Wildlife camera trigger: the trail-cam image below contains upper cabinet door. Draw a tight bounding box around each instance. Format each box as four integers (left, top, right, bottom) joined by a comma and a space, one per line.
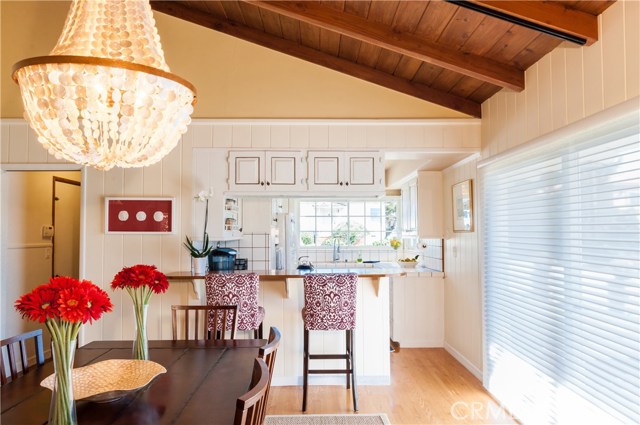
229, 151, 305, 192
229, 152, 265, 191
308, 152, 341, 190
308, 151, 384, 192
265, 151, 305, 191
345, 152, 383, 190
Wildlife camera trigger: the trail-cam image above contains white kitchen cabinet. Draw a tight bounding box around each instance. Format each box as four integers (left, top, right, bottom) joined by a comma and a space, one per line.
391, 276, 444, 347
228, 151, 305, 192
401, 179, 418, 234
402, 171, 443, 238
307, 151, 384, 192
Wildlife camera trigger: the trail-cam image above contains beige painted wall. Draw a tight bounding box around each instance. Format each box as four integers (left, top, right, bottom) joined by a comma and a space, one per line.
1, 170, 79, 340
0, 1, 466, 119
442, 0, 639, 377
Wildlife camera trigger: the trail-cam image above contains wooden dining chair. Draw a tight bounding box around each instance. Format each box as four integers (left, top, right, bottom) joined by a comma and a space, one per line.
258, 326, 281, 416
234, 357, 270, 425
0, 329, 46, 386
171, 305, 238, 341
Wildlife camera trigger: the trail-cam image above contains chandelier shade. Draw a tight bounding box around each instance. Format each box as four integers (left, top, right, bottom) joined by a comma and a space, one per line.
12, 0, 196, 170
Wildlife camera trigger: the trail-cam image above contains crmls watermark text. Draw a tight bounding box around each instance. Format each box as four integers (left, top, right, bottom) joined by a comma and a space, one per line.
450, 401, 511, 421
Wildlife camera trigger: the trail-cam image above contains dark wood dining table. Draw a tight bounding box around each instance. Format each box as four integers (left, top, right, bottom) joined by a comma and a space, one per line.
1, 339, 265, 425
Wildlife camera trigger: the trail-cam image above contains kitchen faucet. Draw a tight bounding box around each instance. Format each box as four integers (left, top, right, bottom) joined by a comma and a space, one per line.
333, 238, 341, 262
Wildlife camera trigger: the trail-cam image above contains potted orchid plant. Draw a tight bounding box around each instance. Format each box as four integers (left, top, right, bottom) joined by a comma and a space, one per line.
184, 189, 214, 274
15, 276, 113, 425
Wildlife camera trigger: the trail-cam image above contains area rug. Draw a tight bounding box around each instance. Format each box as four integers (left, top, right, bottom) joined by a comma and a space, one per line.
265, 413, 391, 425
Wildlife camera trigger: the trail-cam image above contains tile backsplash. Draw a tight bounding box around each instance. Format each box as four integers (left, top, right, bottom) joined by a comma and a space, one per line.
217, 233, 272, 271
217, 235, 443, 272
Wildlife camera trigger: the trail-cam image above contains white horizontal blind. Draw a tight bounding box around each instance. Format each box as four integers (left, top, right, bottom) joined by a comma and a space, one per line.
482, 117, 640, 424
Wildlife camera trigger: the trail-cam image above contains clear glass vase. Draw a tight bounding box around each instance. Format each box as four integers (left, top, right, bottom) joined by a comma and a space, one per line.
49, 339, 77, 425
133, 303, 149, 360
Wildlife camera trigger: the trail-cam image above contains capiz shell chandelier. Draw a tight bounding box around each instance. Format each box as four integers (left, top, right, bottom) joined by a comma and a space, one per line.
12, 0, 197, 170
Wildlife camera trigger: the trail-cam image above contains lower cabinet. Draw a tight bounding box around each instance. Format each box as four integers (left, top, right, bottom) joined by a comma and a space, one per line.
391, 276, 444, 347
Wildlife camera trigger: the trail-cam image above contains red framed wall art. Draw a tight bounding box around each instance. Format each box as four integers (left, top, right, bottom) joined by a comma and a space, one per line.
105, 197, 175, 234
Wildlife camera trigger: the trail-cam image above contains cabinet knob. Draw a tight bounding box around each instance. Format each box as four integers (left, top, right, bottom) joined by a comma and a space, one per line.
261, 181, 265, 186
345, 182, 349, 186
266, 181, 271, 186
340, 181, 343, 186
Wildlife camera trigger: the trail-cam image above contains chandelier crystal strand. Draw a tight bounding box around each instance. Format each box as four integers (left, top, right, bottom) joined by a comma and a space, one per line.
12, 0, 196, 171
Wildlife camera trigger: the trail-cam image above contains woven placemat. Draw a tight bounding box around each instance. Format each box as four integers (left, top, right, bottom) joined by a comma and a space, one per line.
265, 413, 391, 425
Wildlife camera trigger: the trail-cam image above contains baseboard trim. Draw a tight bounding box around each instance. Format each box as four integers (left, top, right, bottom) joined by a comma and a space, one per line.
444, 342, 482, 381
272, 375, 390, 387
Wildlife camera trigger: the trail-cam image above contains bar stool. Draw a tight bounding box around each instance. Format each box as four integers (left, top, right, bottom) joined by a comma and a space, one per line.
302, 273, 358, 412
205, 272, 265, 338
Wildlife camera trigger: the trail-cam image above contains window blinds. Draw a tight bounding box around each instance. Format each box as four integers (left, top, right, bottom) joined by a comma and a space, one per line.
481, 110, 639, 424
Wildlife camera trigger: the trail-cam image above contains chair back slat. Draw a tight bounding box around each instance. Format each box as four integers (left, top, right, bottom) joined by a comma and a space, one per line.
171, 305, 237, 341
0, 329, 46, 386
258, 326, 281, 415
234, 357, 270, 425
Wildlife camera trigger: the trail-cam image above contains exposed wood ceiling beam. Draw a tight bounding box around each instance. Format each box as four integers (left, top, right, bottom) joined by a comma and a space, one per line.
150, 1, 481, 117
454, 0, 600, 46
247, 1, 523, 91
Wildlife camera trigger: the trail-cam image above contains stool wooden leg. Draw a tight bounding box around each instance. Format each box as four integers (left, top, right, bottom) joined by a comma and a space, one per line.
302, 329, 309, 412
350, 329, 358, 412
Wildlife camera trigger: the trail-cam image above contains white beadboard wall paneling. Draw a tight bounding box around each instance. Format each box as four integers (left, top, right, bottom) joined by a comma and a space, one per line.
9, 122, 28, 163
538, 54, 554, 137
442, 157, 483, 373
232, 125, 252, 148
290, 125, 310, 148
550, 49, 568, 132
625, 0, 640, 99
328, 125, 347, 148
602, 4, 626, 109
309, 125, 329, 148
482, 0, 634, 156
213, 124, 233, 148
251, 125, 270, 148
270, 125, 290, 148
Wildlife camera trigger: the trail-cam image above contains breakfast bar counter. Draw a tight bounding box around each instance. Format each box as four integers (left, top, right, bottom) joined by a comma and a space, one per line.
166, 267, 406, 281
166, 270, 396, 387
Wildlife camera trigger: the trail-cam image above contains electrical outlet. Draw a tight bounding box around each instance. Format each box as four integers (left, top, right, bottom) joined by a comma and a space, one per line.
44, 248, 51, 259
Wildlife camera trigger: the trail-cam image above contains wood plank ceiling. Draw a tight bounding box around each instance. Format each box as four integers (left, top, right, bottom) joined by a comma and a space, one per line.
150, 1, 615, 117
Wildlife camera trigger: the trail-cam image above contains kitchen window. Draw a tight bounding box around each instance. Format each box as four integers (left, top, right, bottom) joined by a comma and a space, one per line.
298, 200, 399, 247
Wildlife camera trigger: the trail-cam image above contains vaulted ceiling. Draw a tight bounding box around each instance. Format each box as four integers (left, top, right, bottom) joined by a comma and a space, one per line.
150, 1, 615, 118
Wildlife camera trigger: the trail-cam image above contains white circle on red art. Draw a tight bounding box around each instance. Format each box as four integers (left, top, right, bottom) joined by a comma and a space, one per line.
118, 211, 129, 221
136, 211, 147, 221
153, 211, 164, 222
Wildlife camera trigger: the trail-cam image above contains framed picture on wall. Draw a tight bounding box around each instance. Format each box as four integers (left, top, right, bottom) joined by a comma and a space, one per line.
452, 180, 473, 232
105, 197, 175, 234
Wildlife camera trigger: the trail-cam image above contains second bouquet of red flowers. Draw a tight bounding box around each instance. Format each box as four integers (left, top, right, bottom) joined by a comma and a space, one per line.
111, 264, 169, 360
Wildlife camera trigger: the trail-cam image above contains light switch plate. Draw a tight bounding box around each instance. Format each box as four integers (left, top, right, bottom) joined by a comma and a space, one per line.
42, 225, 54, 238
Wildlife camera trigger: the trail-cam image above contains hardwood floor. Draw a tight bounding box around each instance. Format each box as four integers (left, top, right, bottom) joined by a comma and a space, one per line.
267, 348, 517, 424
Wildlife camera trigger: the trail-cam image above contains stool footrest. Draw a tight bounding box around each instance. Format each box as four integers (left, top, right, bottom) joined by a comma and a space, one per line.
309, 354, 349, 360
309, 369, 353, 375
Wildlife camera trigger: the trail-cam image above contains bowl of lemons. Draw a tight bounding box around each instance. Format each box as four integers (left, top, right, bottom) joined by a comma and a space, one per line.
398, 255, 419, 268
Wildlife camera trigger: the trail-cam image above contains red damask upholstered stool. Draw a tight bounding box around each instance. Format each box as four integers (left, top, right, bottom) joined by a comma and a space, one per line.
205, 273, 265, 338
302, 273, 358, 412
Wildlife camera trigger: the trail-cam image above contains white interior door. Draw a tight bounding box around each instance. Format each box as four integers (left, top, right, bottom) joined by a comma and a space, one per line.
53, 177, 81, 278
